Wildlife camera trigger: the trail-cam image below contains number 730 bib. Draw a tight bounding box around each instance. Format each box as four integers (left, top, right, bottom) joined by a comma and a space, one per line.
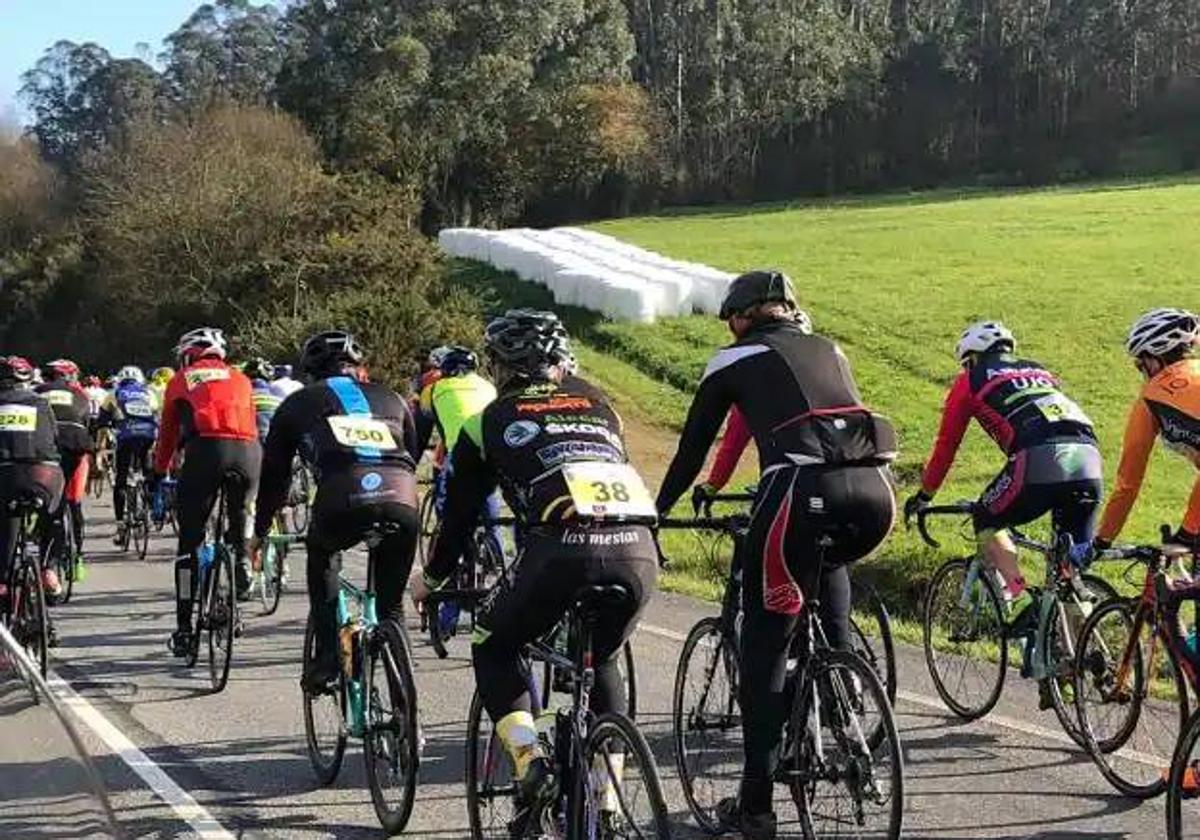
561, 462, 656, 520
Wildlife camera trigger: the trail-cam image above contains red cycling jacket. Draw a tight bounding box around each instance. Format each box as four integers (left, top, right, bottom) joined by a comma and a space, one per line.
154, 358, 257, 474
920, 354, 1095, 495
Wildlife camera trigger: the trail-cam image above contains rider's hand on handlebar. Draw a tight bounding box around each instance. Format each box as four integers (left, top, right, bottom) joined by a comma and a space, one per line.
691, 483, 717, 516
1164, 527, 1200, 552
903, 490, 932, 527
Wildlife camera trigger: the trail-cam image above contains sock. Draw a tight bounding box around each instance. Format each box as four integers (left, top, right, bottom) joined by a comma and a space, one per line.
496, 711, 540, 778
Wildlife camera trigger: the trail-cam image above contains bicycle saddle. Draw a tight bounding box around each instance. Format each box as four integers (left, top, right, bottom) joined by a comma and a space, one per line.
6, 494, 45, 513
572, 584, 634, 614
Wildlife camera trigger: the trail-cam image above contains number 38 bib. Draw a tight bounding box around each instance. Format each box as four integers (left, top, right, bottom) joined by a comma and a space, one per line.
561, 462, 656, 520
327, 415, 399, 450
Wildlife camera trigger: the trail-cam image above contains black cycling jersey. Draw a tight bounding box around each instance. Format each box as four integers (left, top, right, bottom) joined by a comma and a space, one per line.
425, 373, 655, 585
35, 382, 93, 454
0, 387, 60, 464
254, 375, 418, 536
657, 320, 896, 512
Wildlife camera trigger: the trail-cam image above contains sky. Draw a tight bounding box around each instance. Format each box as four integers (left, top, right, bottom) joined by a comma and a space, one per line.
0, 0, 205, 126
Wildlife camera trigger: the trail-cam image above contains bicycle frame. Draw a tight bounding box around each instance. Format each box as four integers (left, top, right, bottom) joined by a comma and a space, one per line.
336, 573, 378, 738
1109, 557, 1200, 702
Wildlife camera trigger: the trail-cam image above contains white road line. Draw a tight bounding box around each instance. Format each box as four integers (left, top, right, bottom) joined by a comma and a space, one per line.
49, 675, 237, 840
638, 621, 1169, 768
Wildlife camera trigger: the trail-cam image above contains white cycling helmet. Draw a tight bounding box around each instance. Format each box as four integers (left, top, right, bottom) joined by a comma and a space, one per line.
1126, 308, 1200, 359
175, 327, 228, 363
427, 345, 453, 369
116, 365, 145, 385
955, 320, 1015, 364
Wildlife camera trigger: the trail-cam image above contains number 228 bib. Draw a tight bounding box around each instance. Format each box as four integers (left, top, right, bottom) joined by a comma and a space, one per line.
561, 462, 656, 520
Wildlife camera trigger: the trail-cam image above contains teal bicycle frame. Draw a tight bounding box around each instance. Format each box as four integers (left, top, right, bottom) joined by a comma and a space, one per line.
337, 565, 379, 738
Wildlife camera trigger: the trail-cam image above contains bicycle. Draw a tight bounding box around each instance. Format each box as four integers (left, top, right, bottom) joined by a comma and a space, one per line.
662, 513, 904, 837
285, 456, 313, 535
427, 515, 512, 659
117, 462, 151, 561
87, 430, 113, 499
302, 520, 420, 835
1072, 530, 1198, 798
151, 475, 178, 536
253, 530, 301, 616
1167, 705, 1200, 839
453, 582, 671, 840
915, 500, 1116, 743
182, 484, 239, 693
44, 498, 82, 605
2, 496, 52, 680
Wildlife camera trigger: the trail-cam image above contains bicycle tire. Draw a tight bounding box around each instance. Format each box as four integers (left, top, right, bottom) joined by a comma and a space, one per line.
136, 511, 150, 561
622, 639, 638, 721
17, 554, 50, 680
465, 688, 519, 840
302, 615, 347, 785
1074, 597, 1189, 799
923, 556, 1008, 720
185, 570, 203, 669
260, 542, 283, 616
1167, 706, 1200, 840
364, 617, 420, 835
417, 491, 437, 568
569, 712, 671, 840
207, 546, 236, 693
850, 580, 897, 706
61, 507, 78, 604
673, 615, 741, 833
789, 648, 904, 840
1044, 573, 1118, 747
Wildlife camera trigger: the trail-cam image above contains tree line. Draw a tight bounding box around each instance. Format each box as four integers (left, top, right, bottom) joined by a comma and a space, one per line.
2, 0, 1198, 372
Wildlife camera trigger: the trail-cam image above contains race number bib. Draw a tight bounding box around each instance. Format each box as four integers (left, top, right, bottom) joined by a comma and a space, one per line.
124, 399, 155, 418
562, 462, 656, 520
0, 404, 37, 433
45, 390, 74, 407
184, 367, 230, 389
1034, 393, 1091, 426
327, 415, 398, 450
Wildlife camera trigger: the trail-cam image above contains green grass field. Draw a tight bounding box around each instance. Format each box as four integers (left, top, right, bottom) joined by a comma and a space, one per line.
453, 177, 1200, 612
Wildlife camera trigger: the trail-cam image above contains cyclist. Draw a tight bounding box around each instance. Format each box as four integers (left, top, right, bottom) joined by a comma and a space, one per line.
249, 331, 419, 690
271, 363, 303, 398
0, 356, 64, 610
1093, 308, 1200, 552
656, 271, 896, 840
412, 310, 658, 820
100, 366, 159, 546
36, 359, 93, 585
82, 375, 106, 426
243, 358, 286, 443
148, 367, 174, 410
410, 346, 447, 462
154, 327, 260, 655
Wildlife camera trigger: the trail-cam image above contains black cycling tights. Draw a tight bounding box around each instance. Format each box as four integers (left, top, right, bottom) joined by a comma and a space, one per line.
737, 464, 894, 816
112, 438, 153, 521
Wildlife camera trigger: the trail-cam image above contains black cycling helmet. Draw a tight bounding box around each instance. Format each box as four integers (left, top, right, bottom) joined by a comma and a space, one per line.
440, 346, 479, 376
300, 330, 365, 378
243, 357, 275, 382
484, 309, 572, 377
718, 270, 798, 320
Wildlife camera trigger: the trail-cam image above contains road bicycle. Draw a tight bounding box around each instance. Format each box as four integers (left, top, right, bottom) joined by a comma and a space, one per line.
44, 499, 83, 606
662, 510, 904, 838
454, 582, 671, 840
1168, 705, 1200, 839
1073, 531, 1198, 798
116, 463, 151, 561
302, 520, 420, 835
1, 497, 52, 681
427, 515, 512, 659
151, 476, 178, 536
285, 456, 313, 535
253, 530, 301, 617
87, 431, 113, 499
182, 483, 239, 693
915, 499, 1116, 744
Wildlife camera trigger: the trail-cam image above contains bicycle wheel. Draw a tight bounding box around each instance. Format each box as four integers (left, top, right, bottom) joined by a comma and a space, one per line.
14, 557, 49, 679
1043, 573, 1118, 747
673, 616, 741, 833
135, 509, 150, 561
60, 508, 78, 604
417, 491, 437, 568
622, 640, 638, 721
1074, 598, 1188, 799
259, 541, 283, 616
1167, 707, 1200, 840
790, 649, 904, 840
302, 615, 347, 785
569, 712, 670, 840
465, 689, 520, 840
290, 466, 312, 534
207, 547, 236, 693
185, 572, 203, 669
364, 618, 420, 835
923, 557, 1008, 720
850, 580, 897, 706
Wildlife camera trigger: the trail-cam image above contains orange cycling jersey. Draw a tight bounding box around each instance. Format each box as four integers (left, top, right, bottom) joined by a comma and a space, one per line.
1098, 358, 1200, 541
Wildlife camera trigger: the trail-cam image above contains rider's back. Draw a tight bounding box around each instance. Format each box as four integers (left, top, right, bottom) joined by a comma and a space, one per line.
0, 388, 59, 464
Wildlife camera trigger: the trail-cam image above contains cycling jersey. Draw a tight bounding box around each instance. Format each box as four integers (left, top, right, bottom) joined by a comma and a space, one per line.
921, 353, 1096, 495
101, 382, 159, 443
249, 378, 286, 443
418, 371, 497, 455
84, 386, 107, 421
657, 319, 897, 513
1098, 358, 1200, 541
154, 358, 256, 474
706, 405, 754, 490
35, 382, 92, 454
272, 376, 304, 398
0, 387, 60, 463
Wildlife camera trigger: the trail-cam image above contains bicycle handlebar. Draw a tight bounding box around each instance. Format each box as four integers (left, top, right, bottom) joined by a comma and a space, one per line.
909, 501, 976, 549
657, 515, 748, 532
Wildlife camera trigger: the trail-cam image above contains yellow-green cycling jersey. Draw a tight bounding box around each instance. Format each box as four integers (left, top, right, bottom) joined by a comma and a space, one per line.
420, 372, 497, 453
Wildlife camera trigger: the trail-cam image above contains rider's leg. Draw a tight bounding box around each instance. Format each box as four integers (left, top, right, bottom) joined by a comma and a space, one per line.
173, 449, 219, 641
219, 440, 261, 598
975, 452, 1029, 598
303, 530, 343, 685
369, 505, 419, 623
818, 565, 853, 651
112, 442, 131, 539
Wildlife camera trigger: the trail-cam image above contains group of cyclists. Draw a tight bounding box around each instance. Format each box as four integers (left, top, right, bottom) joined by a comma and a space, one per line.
0, 265, 1197, 839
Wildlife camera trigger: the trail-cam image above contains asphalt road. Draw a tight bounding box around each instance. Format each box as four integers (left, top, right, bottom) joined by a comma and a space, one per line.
0, 496, 1176, 839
